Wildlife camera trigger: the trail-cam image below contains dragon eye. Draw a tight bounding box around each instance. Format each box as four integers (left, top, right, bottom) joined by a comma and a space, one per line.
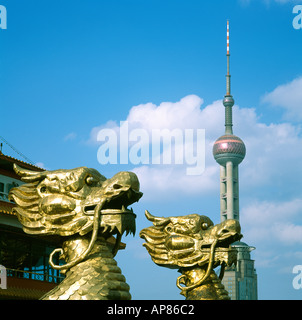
85, 176, 94, 185
165, 226, 174, 233
113, 184, 122, 189
201, 222, 208, 230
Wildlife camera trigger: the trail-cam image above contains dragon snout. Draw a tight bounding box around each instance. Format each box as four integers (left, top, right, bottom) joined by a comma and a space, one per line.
216, 219, 242, 245
101, 171, 142, 203
120, 171, 141, 193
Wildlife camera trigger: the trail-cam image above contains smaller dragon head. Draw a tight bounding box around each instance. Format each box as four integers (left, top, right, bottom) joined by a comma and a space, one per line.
140, 210, 242, 293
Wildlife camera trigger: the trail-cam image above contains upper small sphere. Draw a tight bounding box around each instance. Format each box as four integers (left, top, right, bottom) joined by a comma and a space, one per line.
213, 134, 246, 166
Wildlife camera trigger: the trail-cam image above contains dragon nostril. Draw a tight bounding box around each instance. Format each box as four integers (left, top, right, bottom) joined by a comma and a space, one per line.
165, 226, 174, 233
40, 186, 47, 193
84, 205, 97, 215
219, 229, 229, 236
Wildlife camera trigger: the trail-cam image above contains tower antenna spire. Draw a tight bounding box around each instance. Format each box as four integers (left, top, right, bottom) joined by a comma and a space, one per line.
226, 20, 230, 95
224, 20, 234, 135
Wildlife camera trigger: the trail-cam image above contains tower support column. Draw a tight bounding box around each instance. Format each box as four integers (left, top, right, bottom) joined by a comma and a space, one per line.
233, 165, 239, 220
220, 165, 226, 221
226, 161, 234, 220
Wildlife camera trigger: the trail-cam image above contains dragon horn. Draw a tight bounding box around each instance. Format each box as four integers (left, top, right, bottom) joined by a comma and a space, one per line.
13, 164, 47, 182
145, 210, 170, 226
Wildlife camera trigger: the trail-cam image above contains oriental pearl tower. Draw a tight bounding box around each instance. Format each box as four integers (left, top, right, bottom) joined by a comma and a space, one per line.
212, 20, 246, 222
212, 21, 257, 300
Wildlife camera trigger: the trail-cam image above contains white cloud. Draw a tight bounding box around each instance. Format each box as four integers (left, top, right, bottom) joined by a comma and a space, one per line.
127, 95, 206, 131
64, 132, 77, 141
241, 199, 302, 245
90, 95, 223, 139
239, 0, 301, 5
241, 121, 302, 189
274, 223, 302, 244
262, 76, 302, 121
35, 162, 46, 169
133, 164, 218, 201
90, 93, 302, 201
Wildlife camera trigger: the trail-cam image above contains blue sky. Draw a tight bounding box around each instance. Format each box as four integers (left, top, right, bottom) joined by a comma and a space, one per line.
1, 0, 302, 299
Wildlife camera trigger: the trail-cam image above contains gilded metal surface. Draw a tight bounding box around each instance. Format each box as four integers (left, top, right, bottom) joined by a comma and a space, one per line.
9, 164, 142, 300
140, 210, 242, 300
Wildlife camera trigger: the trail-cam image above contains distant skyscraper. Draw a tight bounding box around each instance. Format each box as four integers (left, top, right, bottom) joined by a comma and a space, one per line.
212, 21, 258, 300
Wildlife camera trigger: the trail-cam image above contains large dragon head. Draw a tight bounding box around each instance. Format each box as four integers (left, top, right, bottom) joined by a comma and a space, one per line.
9, 164, 142, 269
140, 211, 242, 293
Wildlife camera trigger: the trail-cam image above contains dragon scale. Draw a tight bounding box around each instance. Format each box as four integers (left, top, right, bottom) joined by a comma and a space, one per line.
42, 235, 131, 300
178, 268, 230, 300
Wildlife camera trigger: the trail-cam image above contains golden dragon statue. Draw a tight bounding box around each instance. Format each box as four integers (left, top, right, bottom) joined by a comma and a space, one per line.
140, 210, 242, 300
9, 164, 142, 300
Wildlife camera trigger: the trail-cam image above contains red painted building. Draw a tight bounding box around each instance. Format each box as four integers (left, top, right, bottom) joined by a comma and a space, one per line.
0, 151, 63, 299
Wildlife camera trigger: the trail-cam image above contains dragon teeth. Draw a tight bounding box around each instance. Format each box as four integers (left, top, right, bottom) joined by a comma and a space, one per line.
116, 223, 123, 235
102, 226, 109, 233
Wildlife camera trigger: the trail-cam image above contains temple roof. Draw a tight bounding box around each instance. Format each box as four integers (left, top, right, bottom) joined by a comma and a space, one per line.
0, 152, 44, 179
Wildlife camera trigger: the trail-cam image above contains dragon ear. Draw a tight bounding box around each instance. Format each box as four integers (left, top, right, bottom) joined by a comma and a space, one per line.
145, 210, 170, 227
13, 164, 47, 182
